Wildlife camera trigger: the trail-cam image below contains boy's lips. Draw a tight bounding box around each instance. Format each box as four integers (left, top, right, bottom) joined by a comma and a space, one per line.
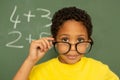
65, 55, 79, 60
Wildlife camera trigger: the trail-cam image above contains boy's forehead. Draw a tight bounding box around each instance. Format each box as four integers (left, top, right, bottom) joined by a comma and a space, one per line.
57, 20, 88, 34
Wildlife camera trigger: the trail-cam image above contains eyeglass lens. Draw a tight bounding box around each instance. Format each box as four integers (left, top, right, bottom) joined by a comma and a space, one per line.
54, 42, 91, 54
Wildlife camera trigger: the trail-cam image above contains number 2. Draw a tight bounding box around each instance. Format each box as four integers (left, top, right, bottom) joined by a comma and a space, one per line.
6, 31, 24, 48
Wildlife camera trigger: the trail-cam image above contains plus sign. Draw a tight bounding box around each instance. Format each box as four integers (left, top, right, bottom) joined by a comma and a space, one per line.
26, 34, 35, 43
24, 10, 36, 22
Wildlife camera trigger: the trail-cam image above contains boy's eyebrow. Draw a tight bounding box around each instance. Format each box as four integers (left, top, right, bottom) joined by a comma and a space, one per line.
58, 34, 70, 37
77, 35, 86, 37
58, 34, 86, 38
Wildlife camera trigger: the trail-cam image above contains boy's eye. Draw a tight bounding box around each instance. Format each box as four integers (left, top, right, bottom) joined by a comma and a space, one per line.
77, 38, 85, 42
61, 37, 69, 42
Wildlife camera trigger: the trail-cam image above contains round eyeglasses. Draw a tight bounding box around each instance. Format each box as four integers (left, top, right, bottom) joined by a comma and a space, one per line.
53, 41, 93, 55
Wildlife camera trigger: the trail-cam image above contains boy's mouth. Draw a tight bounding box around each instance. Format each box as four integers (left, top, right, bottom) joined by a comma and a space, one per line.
65, 55, 79, 60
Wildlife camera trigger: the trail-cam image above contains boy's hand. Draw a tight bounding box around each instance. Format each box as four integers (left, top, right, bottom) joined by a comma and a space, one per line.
27, 37, 54, 64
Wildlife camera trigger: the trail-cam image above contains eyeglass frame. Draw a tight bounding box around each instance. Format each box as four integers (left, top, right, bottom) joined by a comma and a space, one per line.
53, 39, 93, 55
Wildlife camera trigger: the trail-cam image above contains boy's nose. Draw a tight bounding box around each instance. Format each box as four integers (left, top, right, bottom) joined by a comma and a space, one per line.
70, 44, 76, 51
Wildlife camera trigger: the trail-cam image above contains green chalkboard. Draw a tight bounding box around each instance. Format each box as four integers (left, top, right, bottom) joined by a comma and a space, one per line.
0, 0, 120, 80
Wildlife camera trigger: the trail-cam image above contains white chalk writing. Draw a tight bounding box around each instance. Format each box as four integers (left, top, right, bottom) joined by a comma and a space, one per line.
6, 5, 52, 48
10, 5, 21, 29
6, 31, 24, 48
24, 10, 36, 22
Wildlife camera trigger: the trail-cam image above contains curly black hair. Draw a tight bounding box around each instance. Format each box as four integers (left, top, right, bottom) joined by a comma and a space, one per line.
51, 7, 93, 39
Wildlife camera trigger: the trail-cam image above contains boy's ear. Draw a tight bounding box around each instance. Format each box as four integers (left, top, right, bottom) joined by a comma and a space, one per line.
88, 37, 93, 42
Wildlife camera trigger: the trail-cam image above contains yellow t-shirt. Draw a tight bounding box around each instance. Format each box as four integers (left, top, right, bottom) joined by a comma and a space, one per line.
29, 57, 119, 80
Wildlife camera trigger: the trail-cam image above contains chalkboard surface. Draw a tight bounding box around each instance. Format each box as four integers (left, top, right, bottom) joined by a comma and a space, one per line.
0, 0, 120, 80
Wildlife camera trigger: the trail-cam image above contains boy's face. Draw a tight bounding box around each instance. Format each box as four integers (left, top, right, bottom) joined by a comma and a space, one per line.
55, 20, 89, 64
